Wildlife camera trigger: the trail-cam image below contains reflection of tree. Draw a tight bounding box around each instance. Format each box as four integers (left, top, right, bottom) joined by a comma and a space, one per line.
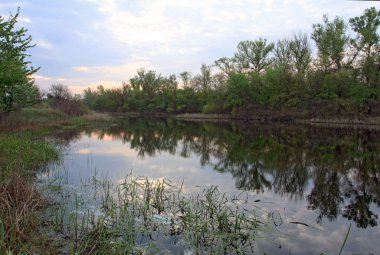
342, 185, 378, 228
74, 117, 380, 228
52, 128, 82, 145
215, 160, 271, 193
307, 167, 343, 224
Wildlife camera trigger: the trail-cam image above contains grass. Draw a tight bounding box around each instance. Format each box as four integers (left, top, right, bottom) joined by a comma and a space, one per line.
0, 104, 113, 132
0, 133, 60, 178
41, 172, 267, 254
70, 111, 113, 128
0, 176, 50, 254
0, 131, 60, 253
0, 104, 69, 130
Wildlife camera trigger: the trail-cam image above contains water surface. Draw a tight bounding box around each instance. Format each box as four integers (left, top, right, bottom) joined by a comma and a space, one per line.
44, 118, 380, 254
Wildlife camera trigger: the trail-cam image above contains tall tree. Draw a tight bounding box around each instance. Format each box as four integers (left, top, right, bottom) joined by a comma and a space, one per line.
234, 38, 274, 73
0, 8, 39, 112
191, 64, 211, 91
178, 71, 192, 89
214, 57, 236, 75
350, 7, 380, 58
349, 7, 380, 87
312, 15, 350, 71
273, 38, 292, 70
289, 32, 312, 74
132, 69, 162, 94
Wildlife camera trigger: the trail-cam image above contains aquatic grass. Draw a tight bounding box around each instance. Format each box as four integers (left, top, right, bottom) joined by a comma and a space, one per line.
338, 224, 351, 255
43, 172, 267, 254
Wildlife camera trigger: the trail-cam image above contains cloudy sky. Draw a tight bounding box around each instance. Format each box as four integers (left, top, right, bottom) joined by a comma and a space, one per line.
0, 0, 376, 94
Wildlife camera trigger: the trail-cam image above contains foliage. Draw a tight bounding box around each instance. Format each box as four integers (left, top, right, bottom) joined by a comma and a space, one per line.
0, 8, 40, 113
47, 84, 86, 116
312, 15, 351, 71
234, 38, 274, 73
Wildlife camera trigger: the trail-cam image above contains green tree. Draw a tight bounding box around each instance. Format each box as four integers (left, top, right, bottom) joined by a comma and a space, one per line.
0, 8, 39, 113
178, 71, 192, 89
191, 63, 211, 91
214, 57, 236, 75
234, 38, 274, 73
132, 69, 162, 94
225, 73, 251, 112
350, 7, 380, 58
289, 32, 312, 75
312, 15, 350, 71
350, 7, 380, 87
273, 38, 292, 70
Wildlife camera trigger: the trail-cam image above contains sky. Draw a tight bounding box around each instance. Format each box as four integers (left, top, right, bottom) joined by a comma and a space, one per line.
0, 0, 377, 94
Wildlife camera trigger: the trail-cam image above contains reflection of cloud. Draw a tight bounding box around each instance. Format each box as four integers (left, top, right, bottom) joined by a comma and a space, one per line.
77, 148, 91, 154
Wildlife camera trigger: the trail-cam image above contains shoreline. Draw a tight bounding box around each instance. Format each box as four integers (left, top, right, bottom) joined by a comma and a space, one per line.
109, 112, 380, 128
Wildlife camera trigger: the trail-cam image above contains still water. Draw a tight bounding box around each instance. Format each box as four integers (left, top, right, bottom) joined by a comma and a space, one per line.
45, 118, 380, 254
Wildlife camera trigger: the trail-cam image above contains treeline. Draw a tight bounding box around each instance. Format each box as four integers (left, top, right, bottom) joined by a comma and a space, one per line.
83, 7, 380, 118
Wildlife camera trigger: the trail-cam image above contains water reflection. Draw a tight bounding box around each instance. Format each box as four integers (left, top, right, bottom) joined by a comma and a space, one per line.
57, 118, 380, 231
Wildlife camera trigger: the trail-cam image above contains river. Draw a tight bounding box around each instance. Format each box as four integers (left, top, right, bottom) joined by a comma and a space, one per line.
40, 117, 380, 254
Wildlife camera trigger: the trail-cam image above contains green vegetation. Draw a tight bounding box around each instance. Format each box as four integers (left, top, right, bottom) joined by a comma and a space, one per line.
46, 83, 86, 116
83, 7, 380, 121
41, 172, 267, 254
0, 8, 41, 114
0, 131, 59, 253
0, 176, 50, 254
0, 133, 59, 178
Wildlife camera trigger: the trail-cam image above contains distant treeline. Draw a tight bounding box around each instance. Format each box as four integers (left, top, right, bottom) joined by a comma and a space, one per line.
82, 7, 380, 119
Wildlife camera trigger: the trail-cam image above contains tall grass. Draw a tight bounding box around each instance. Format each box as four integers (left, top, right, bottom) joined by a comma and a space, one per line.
0, 104, 69, 130
0, 132, 60, 253
0, 176, 50, 254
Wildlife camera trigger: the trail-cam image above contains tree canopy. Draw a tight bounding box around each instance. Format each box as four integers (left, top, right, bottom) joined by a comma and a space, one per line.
0, 8, 40, 113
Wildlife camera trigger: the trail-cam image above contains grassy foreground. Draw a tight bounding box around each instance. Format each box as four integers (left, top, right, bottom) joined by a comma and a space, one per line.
0, 133, 60, 253
0, 105, 113, 253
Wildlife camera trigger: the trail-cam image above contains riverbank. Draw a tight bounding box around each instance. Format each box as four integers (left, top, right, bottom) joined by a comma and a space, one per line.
109, 111, 380, 128
0, 106, 113, 253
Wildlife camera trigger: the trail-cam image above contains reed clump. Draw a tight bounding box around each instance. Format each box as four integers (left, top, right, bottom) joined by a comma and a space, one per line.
46, 173, 266, 254
0, 175, 50, 253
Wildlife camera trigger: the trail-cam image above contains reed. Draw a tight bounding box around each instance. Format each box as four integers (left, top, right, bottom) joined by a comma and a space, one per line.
43, 172, 265, 254
0, 176, 50, 253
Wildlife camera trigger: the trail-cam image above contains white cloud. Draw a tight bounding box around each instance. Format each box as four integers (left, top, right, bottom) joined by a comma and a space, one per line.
36, 39, 53, 50
74, 66, 91, 72
32, 74, 51, 81
92, 0, 270, 57
19, 17, 31, 23
73, 61, 155, 76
